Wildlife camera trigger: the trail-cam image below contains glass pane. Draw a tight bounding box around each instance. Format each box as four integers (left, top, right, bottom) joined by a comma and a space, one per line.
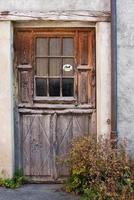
36, 58, 48, 76
36, 78, 47, 96
49, 38, 61, 56
36, 38, 48, 56
63, 58, 74, 76
62, 78, 74, 97
49, 79, 60, 96
63, 38, 74, 56
49, 58, 61, 76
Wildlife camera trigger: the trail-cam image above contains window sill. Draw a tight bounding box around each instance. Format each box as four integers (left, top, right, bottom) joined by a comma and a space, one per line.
33, 96, 76, 104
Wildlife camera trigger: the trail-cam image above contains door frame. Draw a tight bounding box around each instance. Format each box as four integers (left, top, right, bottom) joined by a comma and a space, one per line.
13, 21, 111, 172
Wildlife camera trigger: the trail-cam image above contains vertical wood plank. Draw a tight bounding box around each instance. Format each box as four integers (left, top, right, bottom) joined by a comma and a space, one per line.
15, 31, 32, 65
73, 114, 90, 138
78, 71, 89, 104
88, 30, 95, 68
78, 32, 88, 65
22, 115, 32, 176
88, 30, 96, 107
20, 71, 31, 103
30, 115, 41, 176
51, 113, 58, 180
56, 114, 73, 178
22, 114, 52, 179
77, 29, 96, 106
89, 111, 97, 135
38, 115, 52, 177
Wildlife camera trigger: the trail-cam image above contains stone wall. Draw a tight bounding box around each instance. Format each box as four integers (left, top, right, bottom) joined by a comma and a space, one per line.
117, 0, 134, 153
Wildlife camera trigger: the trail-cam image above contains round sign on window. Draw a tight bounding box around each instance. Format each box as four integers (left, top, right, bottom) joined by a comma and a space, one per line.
63, 64, 73, 72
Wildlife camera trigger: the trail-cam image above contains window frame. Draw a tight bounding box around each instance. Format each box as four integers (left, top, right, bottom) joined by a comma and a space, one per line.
33, 31, 78, 103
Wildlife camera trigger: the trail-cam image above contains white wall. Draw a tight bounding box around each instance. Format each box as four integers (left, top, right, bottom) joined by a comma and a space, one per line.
117, 0, 134, 153
0, 21, 14, 178
0, 0, 110, 12
96, 22, 111, 139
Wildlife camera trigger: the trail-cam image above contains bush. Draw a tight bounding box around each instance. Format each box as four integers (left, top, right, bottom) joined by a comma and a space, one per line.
65, 136, 134, 200
0, 170, 27, 189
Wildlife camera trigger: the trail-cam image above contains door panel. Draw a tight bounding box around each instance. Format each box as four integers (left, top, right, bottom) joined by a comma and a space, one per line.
22, 115, 52, 179
22, 112, 92, 181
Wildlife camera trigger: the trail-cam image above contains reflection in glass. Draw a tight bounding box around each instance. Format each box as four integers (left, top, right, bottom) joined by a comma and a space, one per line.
62, 78, 74, 96
36, 38, 48, 56
36, 58, 48, 76
49, 58, 61, 76
36, 78, 47, 96
49, 79, 60, 96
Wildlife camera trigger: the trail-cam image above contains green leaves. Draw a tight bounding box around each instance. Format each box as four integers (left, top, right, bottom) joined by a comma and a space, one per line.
0, 170, 27, 189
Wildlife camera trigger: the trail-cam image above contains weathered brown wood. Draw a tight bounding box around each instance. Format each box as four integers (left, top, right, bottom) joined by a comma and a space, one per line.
15, 31, 33, 103
51, 113, 58, 180
17, 64, 32, 69
56, 114, 73, 178
19, 108, 94, 114
89, 111, 97, 135
78, 71, 89, 104
77, 30, 96, 106
20, 71, 31, 103
88, 30, 96, 107
88, 30, 95, 67
22, 115, 53, 179
18, 103, 94, 109
73, 114, 90, 137
78, 32, 88, 65
22, 115, 31, 175
15, 31, 32, 65
40, 115, 52, 176
15, 28, 97, 182
0, 10, 111, 22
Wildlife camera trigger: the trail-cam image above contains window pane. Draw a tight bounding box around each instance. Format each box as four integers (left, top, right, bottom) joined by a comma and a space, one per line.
62, 78, 74, 97
36, 58, 48, 76
49, 79, 60, 96
36, 78, 47, 96
36, 38, 48, 56
63, 58, 74, 76
63, 38, 74, 56
50, 38, 61, 56
49, 58, 61, 76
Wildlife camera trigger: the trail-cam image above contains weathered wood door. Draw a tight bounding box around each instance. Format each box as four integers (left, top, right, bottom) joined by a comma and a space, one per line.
14, 28, 96, 182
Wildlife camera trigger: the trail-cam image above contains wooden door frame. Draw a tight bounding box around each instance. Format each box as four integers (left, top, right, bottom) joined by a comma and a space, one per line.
14, 22, 111, 171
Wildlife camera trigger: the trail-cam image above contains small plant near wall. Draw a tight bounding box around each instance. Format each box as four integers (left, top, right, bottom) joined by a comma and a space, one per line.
64, 136, 134, 200
0, 169, 27, 189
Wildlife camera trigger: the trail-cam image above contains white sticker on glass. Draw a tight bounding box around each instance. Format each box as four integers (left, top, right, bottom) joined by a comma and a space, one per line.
63, 64, 73, 72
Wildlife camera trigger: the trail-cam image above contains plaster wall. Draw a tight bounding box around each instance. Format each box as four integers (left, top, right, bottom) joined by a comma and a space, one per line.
0, 21, 14, 178
0, 0, 110, 12
96, 22, 111, 139
117, 0, 134, 152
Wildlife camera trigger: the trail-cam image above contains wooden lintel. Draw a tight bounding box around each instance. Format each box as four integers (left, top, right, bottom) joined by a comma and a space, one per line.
0, 10, 111, 22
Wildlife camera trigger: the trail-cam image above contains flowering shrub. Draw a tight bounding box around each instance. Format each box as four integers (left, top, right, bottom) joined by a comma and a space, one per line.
65, 136, 134, 200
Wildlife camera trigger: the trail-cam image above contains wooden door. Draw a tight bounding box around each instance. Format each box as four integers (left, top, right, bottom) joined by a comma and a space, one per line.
14, 28, 96, 182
